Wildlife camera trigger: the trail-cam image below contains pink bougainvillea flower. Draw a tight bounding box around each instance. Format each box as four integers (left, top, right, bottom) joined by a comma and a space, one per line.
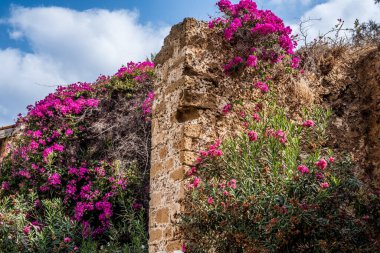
251, 23, 276, 35
302, 120, 315, 128
142, 91, 155, 116
1, 181, 10, 191
329, 157, 335, 163
65, 128, 74, 136
132, 202, 143, 210
320, 182, 329, 188
297, 165, 310, 175
255, 82, 269, 93
223, 190, 229, 196
48, 173, 61, 186
29, 140, 39, 150
315, 159, 327, 170
207, 197, 214, 204
224, 57, 243, 73
291, 56, 300, 69
246, 55, 257, 67
64, 237, 72, 243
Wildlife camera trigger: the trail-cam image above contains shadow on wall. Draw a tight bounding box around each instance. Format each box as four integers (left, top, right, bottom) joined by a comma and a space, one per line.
0, 125, 16, 161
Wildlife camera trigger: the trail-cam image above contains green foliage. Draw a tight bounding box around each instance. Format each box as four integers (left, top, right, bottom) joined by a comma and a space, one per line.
0, 194, 80, 253
0, 62, 153, 252
182, 100, 379, 252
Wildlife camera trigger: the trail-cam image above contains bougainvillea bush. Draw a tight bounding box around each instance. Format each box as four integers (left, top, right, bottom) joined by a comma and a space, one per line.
181, 0, 380, 252
0, 61, 154, 252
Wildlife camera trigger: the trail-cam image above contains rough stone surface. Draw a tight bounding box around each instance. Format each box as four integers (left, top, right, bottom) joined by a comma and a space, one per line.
0, 125, 16, 162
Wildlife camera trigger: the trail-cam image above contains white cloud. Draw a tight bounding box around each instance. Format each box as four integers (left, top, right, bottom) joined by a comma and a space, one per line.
0, 6, 169, 125
292, 0, 380, 42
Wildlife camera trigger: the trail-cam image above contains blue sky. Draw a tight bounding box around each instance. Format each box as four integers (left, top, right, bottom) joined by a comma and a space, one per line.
0, 0, 379, 125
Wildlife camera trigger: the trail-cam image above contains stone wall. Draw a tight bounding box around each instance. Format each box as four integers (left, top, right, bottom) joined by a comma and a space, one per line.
0, 125, 15, 162
149, 18, 248, 253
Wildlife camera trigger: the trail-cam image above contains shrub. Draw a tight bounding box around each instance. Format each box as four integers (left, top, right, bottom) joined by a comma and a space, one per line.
182, 101, 379, 252
0, 61, 154, 252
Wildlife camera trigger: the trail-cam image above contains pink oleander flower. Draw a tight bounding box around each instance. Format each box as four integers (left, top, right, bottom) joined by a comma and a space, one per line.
207, 197, 214, 204
228, 179, 237, 189
255, 81, 269, 93
189, 177, 202, 189
222, 103, 232, 114
187, 167, 197, 176
302, 120, 315, 128
199, 150, 208, 157
329, 157, 335, 163
23, 225, 31, 235
252, 113, 260, 122
248, 130, 258, 141
64, 237, 72, 243
297, 165, 310, 175
316, 172, 324, 180
320, 182, 329, 188
315, 159, 327, 170
276, 130, 285, 138
195, 157, 203, 164
212, 149, 223, 157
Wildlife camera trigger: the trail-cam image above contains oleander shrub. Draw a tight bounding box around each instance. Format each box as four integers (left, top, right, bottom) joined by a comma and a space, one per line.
0, 61, 154, 252
181, 1, 380, 252
182, 100, 379, 252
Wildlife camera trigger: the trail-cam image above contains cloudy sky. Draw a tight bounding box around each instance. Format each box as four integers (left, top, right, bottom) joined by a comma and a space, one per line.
0, 0, 379, 125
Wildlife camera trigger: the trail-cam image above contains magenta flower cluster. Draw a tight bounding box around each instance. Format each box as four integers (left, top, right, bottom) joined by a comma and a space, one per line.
0, 61, 155, 238
210, 0, 299, 76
